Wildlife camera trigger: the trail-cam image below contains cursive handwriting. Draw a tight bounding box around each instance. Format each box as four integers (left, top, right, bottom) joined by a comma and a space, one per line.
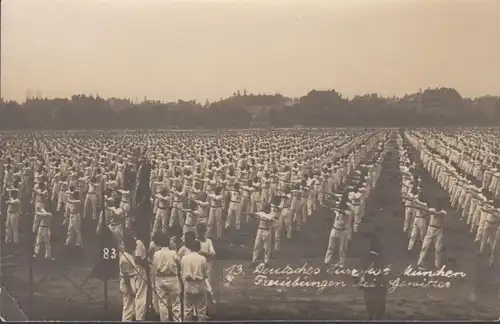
326, 262, 392, 277
352, 274, 378, 288
225, 264, 244, 276
388, 277, 451, 293
223, 262, 467, 294
402, 265, 466, 278
253, 263, 322, 276
254, 275, 346, 293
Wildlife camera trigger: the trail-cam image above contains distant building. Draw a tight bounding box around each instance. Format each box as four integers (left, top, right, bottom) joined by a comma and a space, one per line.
107, 98, 133, 111
410, 88, 463, 117
284, 100, 298, 107
472, 95, 500, 116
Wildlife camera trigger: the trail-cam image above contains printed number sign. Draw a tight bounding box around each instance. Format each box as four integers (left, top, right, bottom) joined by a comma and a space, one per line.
102, 247, 117, 260
91, 225, 120, 281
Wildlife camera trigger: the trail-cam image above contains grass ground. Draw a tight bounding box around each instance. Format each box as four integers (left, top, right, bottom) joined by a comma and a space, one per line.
1, 135, 498, 320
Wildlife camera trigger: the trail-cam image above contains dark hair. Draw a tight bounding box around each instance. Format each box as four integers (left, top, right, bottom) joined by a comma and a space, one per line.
123, 234, 136, 253
158, 232, 170, 247
271, 195, 281, 206
184, 231, 196, 243
197, 223, 207, 235
187, 239, 201, 252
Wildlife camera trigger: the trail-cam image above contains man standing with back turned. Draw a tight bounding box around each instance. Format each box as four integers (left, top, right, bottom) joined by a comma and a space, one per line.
133, 231, 149, 321
151, 232, 182, 321
181, 239, 214, 321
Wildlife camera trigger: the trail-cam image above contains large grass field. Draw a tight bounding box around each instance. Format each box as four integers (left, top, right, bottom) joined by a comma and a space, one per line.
1, 129, 498, 321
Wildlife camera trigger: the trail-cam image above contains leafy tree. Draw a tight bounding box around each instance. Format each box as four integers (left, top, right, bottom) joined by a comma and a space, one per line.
0, 88, 499, 130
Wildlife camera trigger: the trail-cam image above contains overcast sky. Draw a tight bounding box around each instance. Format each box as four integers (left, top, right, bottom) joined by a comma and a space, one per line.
1, 0, 499, 102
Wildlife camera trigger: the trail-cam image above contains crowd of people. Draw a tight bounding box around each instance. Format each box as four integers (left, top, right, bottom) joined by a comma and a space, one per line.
397, 129, 500, 270
1, 129, 397, 321
3, 127, 499, 320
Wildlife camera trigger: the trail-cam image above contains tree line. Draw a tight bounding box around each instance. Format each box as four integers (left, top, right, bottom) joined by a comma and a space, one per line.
1, 88, 499, 130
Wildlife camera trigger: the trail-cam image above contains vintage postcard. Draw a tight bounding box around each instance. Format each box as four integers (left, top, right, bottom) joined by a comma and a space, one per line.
1, 0, 499, 321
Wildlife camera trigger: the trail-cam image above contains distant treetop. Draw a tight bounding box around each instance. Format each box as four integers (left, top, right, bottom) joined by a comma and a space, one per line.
1, 87, 499, 129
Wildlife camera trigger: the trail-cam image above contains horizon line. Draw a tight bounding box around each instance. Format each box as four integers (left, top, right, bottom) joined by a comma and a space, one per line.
3, 87, 499, 104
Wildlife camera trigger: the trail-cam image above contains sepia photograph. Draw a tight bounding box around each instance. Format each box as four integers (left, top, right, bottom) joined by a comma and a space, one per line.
1, 0, 499, 321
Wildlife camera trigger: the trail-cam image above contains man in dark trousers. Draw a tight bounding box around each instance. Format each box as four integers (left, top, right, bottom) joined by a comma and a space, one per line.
353, 234, 388, 320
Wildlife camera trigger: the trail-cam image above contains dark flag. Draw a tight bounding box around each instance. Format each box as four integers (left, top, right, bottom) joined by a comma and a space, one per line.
133, 156, 152, 246
132, 156, 158, 320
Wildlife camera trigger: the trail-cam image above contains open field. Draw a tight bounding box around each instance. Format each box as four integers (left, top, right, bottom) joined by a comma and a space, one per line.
1, 128, 499, 321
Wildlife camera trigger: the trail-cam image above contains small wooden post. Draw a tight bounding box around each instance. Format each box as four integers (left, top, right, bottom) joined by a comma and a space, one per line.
104, 279, 108, 313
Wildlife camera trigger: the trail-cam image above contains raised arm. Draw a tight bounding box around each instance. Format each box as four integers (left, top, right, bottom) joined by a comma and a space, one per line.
96, 208, 104, 232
